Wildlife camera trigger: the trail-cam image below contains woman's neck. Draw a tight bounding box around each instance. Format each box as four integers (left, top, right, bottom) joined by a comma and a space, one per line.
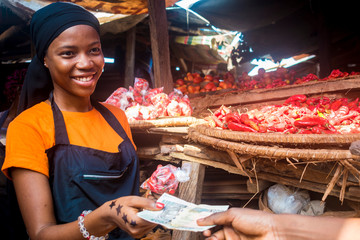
52, 91, 93, 112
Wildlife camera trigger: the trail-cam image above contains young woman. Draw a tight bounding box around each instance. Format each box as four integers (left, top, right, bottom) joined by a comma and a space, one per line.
1, 2, 162, 240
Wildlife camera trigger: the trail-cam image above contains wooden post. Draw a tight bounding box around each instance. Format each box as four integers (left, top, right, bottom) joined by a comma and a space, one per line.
172, 161, 205, 240
147, 0, 173, 93
124, 26, 136, 88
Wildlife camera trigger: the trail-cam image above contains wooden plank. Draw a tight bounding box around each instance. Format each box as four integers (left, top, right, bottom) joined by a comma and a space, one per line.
169, 152, 248, 176
159, 143, 184, 154
161, 135, 188, 144
202, 184, 250, 194
147, 127, 189, 135
136, 146, 160, 155
124, 26, 136, 88
246, 179, 273, 194
172, 161, 205, 240
203, 179, 248, 186
190, 77, 360, 110
147, 0, 173, 93
183, 144, 234, 165
137, 153, 180, 164
202, 193, 258, 200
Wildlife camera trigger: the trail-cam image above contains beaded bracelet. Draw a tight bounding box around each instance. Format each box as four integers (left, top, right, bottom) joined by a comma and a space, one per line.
78, 210, 109, 240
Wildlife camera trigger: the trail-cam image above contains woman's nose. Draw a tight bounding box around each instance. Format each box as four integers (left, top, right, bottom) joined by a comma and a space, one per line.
76, 54, 94, 69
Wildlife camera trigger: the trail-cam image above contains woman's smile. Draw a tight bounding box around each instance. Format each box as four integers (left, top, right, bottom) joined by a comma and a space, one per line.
44, 24, 105, 104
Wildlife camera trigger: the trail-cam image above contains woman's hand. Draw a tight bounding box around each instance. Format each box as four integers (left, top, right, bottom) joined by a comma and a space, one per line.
104, 196, 164, 238
197, 208, 277, 240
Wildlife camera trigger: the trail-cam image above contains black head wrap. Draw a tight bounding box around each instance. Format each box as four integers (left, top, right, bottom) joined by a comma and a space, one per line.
17, 2, 100, 115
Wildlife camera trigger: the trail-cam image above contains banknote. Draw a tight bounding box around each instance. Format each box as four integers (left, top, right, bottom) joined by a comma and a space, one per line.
137, 193, 229, 232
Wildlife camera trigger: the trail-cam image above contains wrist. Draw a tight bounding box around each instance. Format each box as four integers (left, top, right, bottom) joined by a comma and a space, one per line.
78, 210, 109, 240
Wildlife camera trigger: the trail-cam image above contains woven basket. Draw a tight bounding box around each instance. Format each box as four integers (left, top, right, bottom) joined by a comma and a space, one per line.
194, 124, 360, 148
188, 127, 360, 161
129, 117, 204, 129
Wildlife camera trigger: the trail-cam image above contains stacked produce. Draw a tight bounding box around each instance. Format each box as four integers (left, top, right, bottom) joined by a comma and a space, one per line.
238, 68, 360, 91
237, 67, 293, 91
105, 78, 192, 121
175, 69, 360, 94
205, 95, 360, 134
174, 71, 236, 94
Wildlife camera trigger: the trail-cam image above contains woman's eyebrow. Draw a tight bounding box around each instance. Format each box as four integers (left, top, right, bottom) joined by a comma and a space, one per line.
58, 41, 101, 49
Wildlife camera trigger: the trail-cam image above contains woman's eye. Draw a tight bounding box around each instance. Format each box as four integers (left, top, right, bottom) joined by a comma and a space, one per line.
61, 51, 74, 57
90, 48, 101, 54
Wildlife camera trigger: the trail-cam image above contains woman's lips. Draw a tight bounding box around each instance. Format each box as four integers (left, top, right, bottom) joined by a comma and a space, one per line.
73, 75, 94, 82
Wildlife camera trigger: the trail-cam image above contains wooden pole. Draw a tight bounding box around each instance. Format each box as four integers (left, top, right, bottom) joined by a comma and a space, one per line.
147, 0, 173, 93
172, 161, 205, 240
124, 26, 136, 88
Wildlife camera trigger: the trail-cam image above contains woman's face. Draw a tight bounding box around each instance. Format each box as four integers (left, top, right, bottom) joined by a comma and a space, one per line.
44, 24, 104, 100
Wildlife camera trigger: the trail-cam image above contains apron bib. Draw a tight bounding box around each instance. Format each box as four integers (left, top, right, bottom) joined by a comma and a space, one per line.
47, 96, 139, 240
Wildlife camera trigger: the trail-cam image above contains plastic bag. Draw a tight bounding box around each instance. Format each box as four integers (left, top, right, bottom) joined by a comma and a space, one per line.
267, 184, 310, 214
141, 163, 191, 195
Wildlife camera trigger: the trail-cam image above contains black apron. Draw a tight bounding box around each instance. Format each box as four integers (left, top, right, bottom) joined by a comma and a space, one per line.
46, 96, 139, 240
0, 110, 29, 239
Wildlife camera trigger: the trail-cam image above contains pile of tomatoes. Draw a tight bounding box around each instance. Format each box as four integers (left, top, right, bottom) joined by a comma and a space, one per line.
174, 72, 236, 94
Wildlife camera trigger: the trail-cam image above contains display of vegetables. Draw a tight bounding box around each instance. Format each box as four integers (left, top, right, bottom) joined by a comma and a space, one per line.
176, 68, 360, 95
174, 71, 236, 94
205, 95, 360, 134
105, 78, 192, 121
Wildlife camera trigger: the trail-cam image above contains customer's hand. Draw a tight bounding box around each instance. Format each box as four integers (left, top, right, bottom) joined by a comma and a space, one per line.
197, 208, 276, 240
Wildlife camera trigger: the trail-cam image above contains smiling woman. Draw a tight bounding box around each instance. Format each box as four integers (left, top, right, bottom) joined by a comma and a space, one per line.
1, 2, 163, 240
44, 24, 104, 111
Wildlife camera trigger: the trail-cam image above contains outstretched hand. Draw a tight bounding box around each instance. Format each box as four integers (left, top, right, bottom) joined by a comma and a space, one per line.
197, 208, 277, 240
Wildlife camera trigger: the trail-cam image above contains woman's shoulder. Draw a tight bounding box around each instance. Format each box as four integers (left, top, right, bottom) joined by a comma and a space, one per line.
10, 102, 52, 127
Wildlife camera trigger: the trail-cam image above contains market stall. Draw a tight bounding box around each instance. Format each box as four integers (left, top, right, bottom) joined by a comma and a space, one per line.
2, 0, 360, 239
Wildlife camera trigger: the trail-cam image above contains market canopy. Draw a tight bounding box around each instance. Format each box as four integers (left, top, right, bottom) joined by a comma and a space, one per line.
1, 0, 359, 67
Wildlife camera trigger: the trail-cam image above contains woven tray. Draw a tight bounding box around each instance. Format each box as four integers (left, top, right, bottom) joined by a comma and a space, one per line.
188, 127, 360, 161
194, 124, 360, 147
129, 117, 204, 129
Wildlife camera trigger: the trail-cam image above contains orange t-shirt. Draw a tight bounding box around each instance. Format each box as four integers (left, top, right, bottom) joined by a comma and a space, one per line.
2, 102, 136, 179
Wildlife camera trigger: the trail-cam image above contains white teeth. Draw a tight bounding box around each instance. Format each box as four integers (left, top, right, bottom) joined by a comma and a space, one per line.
74, 76, 93, 82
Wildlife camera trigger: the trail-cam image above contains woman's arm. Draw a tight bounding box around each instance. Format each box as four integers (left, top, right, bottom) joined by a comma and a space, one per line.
197, 207, 360, 240
12, 168, 160, 240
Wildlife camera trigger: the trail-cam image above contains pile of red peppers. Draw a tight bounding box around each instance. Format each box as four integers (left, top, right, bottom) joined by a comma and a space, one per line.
205, 94, 360, 134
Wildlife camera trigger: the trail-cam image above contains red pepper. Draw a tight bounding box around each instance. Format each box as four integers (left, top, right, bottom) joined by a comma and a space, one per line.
335, 106, 349, 116
311, 126, 323, 134
227, 121, 258, 132
297, 129, 312, 134
348, 98, 359, 110
284, 127, 298, 134
319, 96, 330, 105
258, 125, 267, 133
211, 115, 224, 128
324, 123, 337, 132
224, 112, 241, 123
294, 116, 327, 128
214, 105, 232, 118
285, 94, 307, 104
240, 113, 259, 131
330, 100, 343, 111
